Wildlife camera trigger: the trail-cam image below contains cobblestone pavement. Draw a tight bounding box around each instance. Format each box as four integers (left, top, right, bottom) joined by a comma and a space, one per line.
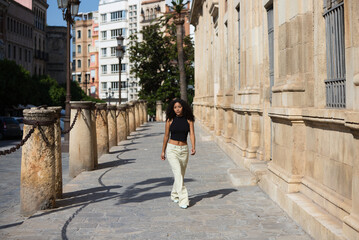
0, 122, 312, 240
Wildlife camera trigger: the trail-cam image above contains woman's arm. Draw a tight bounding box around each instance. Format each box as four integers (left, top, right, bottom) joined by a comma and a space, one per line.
161, 120, 171, 160
189, 120, 196, 155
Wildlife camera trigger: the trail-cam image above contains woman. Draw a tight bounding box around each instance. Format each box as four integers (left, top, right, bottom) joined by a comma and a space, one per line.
161, 99, 196, 209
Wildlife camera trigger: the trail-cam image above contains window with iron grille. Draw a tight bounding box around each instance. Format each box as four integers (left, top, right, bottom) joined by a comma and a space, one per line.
323, 0, 346, 108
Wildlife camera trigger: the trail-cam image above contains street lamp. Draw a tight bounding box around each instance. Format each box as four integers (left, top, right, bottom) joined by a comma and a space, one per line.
105, 88, 114, 105
116, 35, 125, 105
57, 0, 81, 151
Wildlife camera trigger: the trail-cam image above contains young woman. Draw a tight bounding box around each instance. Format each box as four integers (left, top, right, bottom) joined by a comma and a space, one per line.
161, 99, 196, 209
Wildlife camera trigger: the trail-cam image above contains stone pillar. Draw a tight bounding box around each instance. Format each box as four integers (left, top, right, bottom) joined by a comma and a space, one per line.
144, 101, 148, 122
21, 109, 56, 216
156, 100, 163, 121
135, 101, 140, 128
96, 103, 109, 160
48, 106, 62, 199
138, 100, 144, 125
107, 105, 117, 149
91, 108, 98, 168
69, 101, 96, 178
125, 104, 130, 136
117, 104, 128, 143
343, 130, 359, 239
128, 101, 136, 133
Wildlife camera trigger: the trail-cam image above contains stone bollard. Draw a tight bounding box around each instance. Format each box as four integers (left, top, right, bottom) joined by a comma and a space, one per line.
144, 101, 148, 123
138, 100, 143, 125
96, 103, 109, 159
91, 107, 98, 168
128, 101, 136, 133
107, 105, 117, 149
21, 109, 56, 216
69, 101, 96, 178
156, 100, 163, 121
117, 104, 128, 143
48, 106, 63, 199
125, 104, 130, 136
135, 101, 140, 128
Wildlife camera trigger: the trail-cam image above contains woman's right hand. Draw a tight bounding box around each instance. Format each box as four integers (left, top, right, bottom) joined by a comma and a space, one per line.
161, 152, 166, 161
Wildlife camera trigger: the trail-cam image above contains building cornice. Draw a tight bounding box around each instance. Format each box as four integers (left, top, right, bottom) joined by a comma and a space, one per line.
189, 0, 204, 26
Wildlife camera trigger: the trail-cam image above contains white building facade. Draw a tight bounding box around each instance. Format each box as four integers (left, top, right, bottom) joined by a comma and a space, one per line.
98, 0, 141, 104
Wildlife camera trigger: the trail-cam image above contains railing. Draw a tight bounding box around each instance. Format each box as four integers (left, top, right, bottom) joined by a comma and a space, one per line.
325, 78, 346, 108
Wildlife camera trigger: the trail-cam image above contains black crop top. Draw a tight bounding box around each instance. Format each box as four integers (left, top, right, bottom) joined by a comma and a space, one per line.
170, 116, 190, 141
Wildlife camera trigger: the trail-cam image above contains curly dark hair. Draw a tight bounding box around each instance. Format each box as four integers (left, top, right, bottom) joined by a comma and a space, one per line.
166, 99, 195, 122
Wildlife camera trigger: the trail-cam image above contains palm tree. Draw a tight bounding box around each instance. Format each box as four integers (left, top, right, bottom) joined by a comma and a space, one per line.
171, 0, 189, 102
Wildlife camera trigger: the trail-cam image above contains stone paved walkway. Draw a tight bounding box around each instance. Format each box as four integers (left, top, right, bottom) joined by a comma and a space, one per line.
0, 122, 312, 240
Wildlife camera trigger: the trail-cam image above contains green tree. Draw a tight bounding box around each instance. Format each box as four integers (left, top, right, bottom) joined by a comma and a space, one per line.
128, 19, 194, 115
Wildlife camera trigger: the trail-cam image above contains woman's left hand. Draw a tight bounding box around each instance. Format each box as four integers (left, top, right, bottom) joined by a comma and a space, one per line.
191, 148, 196, 155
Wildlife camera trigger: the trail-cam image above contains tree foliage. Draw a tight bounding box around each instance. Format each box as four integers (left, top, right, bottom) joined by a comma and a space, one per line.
128, 20, 194, 116
0, 59, 103, 115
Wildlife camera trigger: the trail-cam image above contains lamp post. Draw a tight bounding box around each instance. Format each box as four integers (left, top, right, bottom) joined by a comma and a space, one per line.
105, 88, 114, 105
116, 35, 125, 105
57, 0, 80, 151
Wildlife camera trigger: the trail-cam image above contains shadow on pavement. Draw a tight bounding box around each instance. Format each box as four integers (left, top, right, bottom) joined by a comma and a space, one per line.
116, 177, 195, 205
189, 188, 238, 207
109, 148, 137, 155
97, 158, 136, 169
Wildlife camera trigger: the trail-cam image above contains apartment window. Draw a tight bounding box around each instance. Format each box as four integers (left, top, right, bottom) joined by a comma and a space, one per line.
77, 74, 82, 83
101, 14, 107, 23
91, 54, 95, 63
91, 70, 95, 81
267, 5, 274, 105
101, 65, 107, 74
111, 64, 119, 73
101, 48, 107, 57
88, 59, 90, 67
121, 81, 127, 89
88, 29, 91, 38
13, 46, 16, 59
25, 49, 27, 62
88, 44, 91, 53
324, 1, 346, 108
77, 60, 81, 68
77, 30, 81, 38
77, 45, 81, 53
111, 29, 125, 39
19, 47, 22, 60
101, 31, 107, 40
121, 64, 126, 72
101, 82, 107, 91
129, 6, 132, 11
111, 82, 119, 90
111, 11, 126, 21
111, 47, 117, 56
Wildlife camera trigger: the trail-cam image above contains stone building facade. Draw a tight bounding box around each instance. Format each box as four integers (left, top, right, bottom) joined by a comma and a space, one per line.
46, 26, 67, 84
190, 0, 359, 239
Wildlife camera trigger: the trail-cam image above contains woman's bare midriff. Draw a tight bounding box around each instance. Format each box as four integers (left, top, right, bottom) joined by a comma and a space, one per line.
168, 139, 187, 146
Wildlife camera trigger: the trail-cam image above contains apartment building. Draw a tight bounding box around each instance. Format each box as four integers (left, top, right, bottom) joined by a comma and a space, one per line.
32, 0, 47, 75
98, 0, 141, 104
72, 11, 95, 95
88, 11, 99, 98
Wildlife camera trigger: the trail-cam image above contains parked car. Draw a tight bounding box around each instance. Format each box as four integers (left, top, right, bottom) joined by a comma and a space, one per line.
0, 117, 22, 140
14, 117, 24, 132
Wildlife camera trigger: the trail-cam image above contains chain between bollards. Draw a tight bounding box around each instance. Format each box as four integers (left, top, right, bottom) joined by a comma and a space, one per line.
61, 108, 81, 135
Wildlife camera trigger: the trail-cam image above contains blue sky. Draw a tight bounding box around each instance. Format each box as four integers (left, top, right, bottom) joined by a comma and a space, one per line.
47, 0, 177, 26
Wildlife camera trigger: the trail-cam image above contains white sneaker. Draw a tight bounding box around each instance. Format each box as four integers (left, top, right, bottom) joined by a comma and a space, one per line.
180, 205, 188, 209
172, 199, 179, 203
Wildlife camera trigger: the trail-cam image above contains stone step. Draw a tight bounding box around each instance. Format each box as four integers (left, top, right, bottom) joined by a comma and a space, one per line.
227, 168, 258, 186
287, 192, 345, 240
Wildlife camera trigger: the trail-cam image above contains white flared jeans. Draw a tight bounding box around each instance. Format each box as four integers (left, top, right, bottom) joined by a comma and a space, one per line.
166, 143, 189, 207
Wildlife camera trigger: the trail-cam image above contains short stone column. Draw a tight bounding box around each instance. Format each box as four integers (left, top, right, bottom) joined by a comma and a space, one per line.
69, 101, 96, 178
156, 100, 163, 121
125, 105, 130, 136
117, 104, 128, 143
128, 101, 136, 133
144, 101, 148, 122
135, 101, 140, 128
107, 105, 117, 149
96, 103, 109, 159
139, 100, 144, 125
21, 109, 56, 216
48, 106, 63, 199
